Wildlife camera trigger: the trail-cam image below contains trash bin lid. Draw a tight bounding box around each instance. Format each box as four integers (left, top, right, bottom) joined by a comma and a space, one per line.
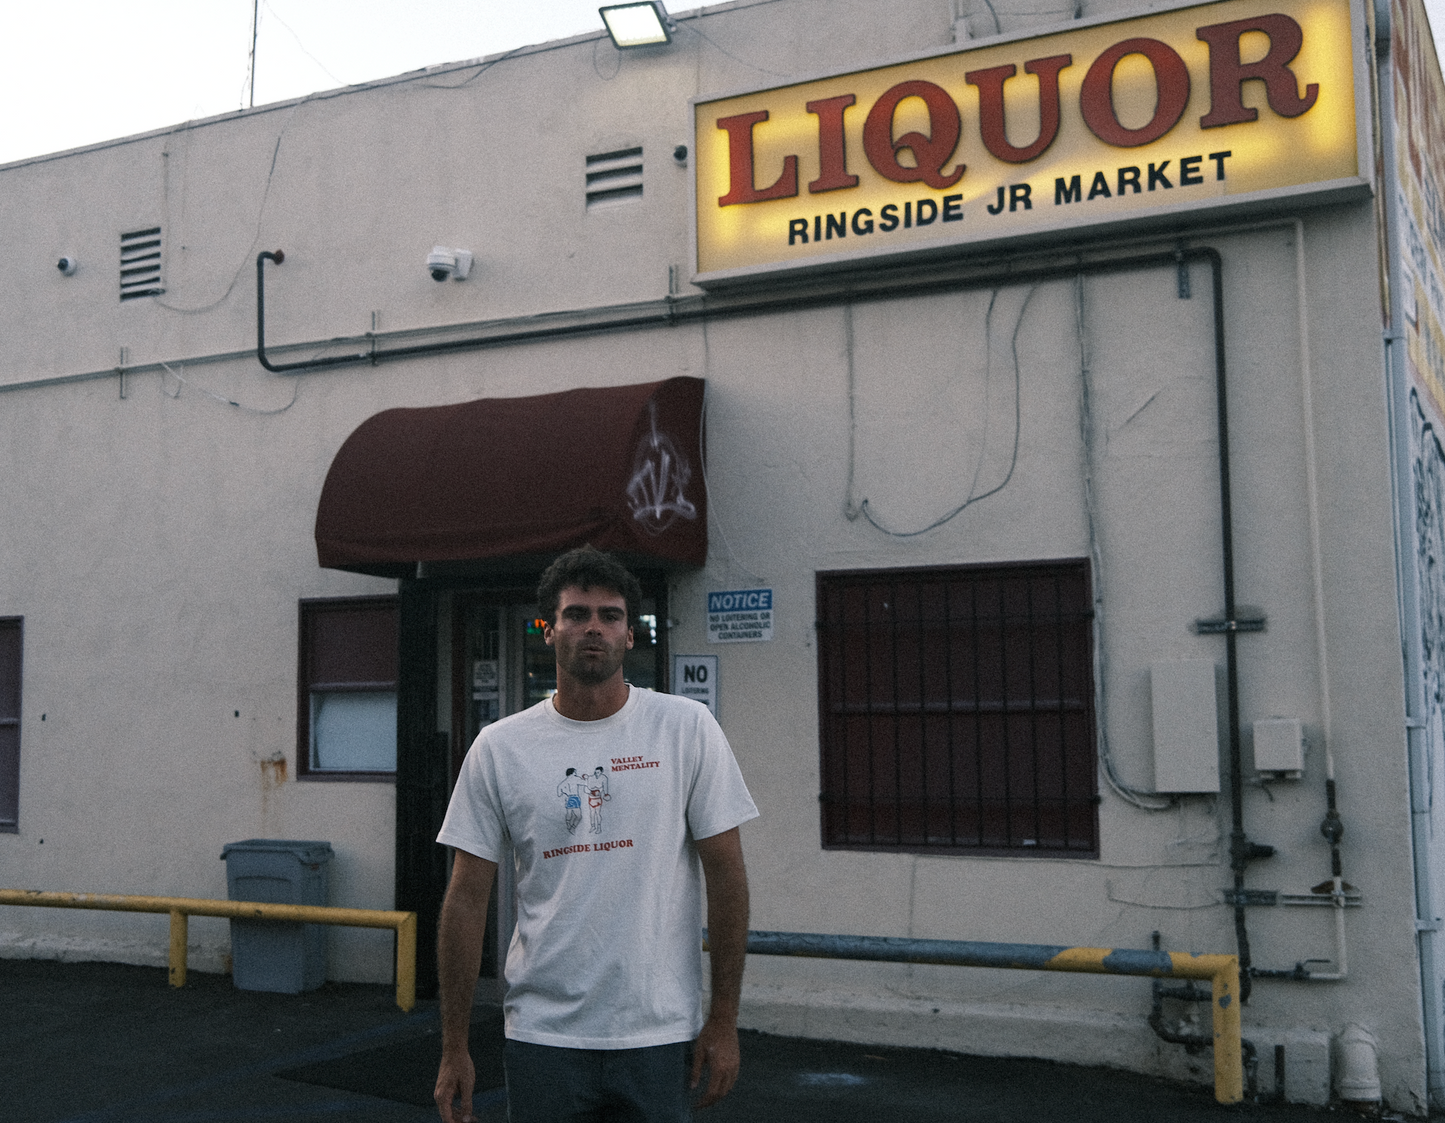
220, 839, 334, 863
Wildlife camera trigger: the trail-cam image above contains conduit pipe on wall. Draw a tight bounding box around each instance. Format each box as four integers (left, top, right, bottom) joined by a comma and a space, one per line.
1292, 214, 1350, 985
1230, 217, 1350, 986
1336, 1024, 1384, 1106
253, 243, 1276, 993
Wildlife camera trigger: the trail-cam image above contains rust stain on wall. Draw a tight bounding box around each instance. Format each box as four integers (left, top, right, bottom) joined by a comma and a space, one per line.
261, 757, 287, 785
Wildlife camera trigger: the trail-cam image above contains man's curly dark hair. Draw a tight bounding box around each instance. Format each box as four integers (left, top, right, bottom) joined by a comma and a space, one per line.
537, 545, 643, 626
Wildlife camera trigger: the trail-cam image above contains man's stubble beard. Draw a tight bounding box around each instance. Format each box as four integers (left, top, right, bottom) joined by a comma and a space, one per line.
559, 643, 627, 686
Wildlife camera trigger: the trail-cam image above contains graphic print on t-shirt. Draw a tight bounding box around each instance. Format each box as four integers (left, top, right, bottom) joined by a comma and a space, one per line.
555, 768, 587, 834
557, 766, 611, 834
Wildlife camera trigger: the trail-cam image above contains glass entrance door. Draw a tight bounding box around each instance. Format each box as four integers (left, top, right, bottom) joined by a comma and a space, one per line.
445, 583, 668, 981
451, 596, 529, 982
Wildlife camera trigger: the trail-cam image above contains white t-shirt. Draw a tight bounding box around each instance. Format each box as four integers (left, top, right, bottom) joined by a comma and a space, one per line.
437, 686, 759, 1049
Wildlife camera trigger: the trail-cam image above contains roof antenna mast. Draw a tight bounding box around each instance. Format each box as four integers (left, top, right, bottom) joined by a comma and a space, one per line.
249, 0, 260, 108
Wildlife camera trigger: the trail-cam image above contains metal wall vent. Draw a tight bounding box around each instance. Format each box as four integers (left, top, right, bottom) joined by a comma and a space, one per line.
585, 148, 643, 209
120, 227, 164, 301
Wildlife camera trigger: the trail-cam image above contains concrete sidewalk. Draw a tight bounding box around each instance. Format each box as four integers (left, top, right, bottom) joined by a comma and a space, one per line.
1, 959, 1354, 1123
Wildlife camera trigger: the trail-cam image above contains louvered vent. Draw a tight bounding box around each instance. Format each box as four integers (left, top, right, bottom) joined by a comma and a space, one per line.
120, 227, 164, 301
585, 148, 643, 209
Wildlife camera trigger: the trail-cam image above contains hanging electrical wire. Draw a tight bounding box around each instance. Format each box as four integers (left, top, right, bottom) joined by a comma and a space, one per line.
1074, 274, 1174, 811
419, 45, 528, 90
260, 0, 349, 90
846, 285, 1033, 537
155, 93, 314, 316
161, 24, 525, 317
159, 361, 299, 415
675, 13, 793, 78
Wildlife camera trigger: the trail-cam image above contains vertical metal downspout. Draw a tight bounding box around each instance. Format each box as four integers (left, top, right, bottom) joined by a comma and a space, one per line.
1377, 2, 1445, 1101
1199, 247, 1261, 1004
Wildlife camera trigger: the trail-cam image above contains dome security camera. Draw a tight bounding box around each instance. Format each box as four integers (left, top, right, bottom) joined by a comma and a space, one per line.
57, 256, 78, 276
426, 246, 473, 282
426, 246, 457, 282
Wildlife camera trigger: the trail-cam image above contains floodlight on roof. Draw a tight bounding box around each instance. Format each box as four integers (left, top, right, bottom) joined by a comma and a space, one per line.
600, 2, 675, 48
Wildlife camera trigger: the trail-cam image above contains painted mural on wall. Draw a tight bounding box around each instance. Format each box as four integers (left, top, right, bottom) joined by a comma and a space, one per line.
1411, 389, 1445, 794
1395, 0, 1445, 422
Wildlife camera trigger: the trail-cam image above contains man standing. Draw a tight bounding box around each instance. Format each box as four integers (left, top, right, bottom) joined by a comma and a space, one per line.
556, 769, 585, 835
434, 546, 758, 1123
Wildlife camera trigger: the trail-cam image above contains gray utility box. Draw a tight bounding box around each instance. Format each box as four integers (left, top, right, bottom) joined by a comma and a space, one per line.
220, 839, 334, 994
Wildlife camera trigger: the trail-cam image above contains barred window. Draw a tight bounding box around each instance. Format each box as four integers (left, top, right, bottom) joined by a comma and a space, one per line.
817, 562, 1098, 857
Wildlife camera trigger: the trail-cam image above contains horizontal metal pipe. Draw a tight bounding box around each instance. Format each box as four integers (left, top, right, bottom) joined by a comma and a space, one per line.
255, 246, 1216, 376
742, 929, 1232, 980
726, 930, 1241, 1103
0, 889, 410, 928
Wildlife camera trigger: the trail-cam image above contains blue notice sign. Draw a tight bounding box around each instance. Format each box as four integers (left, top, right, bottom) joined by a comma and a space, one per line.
707, 588, 774, 644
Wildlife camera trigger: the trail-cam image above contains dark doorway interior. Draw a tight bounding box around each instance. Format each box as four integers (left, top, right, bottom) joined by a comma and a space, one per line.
396, 570, 669, 998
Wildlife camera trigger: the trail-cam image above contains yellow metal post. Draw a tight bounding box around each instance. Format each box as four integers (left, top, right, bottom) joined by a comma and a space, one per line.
1210, 956, 1244, 1104
168, 909, 188, 988
395, 911, 417, 1012
0, 890, 417, 1009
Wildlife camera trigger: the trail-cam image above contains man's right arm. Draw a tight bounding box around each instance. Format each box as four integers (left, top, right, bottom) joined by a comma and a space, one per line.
434, 849, 497, 1123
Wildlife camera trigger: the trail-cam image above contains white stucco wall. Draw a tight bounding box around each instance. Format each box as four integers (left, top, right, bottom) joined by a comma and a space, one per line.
0, 0, 1427, 1110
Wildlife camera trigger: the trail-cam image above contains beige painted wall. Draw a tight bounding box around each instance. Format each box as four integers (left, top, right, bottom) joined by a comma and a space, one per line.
0, 0, 1425, 1109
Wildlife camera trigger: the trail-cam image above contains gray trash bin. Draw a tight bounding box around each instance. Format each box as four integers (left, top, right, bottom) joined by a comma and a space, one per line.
220, 839, 333, 994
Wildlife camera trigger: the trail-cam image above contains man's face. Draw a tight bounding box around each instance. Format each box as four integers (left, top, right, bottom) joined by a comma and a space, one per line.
545, 585, 633, 687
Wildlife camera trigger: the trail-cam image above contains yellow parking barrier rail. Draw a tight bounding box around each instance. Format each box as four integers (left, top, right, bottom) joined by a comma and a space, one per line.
0, 889, 417, 1012
732, 930, 1243, 1104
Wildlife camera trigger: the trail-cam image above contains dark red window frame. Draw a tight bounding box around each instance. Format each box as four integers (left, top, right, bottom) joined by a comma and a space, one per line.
298, 596, 399, 781
817, 561, 1098, 857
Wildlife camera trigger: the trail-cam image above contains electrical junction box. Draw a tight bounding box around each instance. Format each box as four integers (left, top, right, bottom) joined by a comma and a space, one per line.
1253, 717, 1305, 777
1150, 660, 1222, 793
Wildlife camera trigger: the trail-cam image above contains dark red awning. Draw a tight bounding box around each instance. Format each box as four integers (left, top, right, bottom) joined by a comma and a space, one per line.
315, 377, 707, 576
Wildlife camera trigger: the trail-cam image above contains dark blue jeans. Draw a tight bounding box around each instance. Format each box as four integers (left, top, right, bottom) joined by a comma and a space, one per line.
503, 1038, 691, 1123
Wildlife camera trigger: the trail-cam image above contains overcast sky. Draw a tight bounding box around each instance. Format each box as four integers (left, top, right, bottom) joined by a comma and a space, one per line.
2, 0, 1444, 168
0, 1, 667, 166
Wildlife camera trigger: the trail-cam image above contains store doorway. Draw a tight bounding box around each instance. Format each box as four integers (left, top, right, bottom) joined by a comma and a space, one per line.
443, 582, 669, 982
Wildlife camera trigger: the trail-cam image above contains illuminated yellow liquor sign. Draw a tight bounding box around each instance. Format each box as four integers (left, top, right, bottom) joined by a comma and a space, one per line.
691, 0, 1369, 284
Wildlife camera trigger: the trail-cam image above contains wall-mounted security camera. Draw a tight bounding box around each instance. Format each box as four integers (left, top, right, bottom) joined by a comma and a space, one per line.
57, 256, 78, 276
426, 246, 473, 282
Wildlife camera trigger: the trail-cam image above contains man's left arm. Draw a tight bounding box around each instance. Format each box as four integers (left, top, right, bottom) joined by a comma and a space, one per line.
691, 826, 749, 1108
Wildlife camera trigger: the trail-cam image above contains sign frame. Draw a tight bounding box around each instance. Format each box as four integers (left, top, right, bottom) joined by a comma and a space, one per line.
689, 0, 1373, 288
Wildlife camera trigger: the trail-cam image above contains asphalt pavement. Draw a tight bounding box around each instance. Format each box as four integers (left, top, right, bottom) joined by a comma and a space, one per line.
1, 958, 1370, 1123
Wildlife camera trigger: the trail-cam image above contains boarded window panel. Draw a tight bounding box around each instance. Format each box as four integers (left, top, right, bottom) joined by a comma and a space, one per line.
308, 604, 398, 688
817, 564, 1097, 858
0, 619, 21, 831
